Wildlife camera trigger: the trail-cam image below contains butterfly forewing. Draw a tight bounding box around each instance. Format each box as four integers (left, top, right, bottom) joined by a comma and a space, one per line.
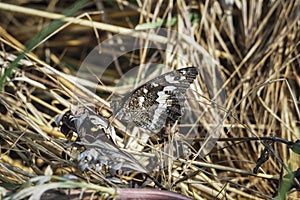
113, 67, 198, 131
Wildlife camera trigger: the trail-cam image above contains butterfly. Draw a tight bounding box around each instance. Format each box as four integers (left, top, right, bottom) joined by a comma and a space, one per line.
112, 67, 199, 131
55, 67, 198, 173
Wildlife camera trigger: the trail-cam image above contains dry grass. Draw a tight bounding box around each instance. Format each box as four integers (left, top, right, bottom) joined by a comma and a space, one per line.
0, 0, 299, 199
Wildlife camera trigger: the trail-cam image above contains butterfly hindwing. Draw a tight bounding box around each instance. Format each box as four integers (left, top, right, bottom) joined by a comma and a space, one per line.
113, 67, 198, 131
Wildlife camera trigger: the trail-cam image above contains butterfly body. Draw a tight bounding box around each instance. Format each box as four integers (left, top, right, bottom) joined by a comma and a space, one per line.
56, 107, 147, 173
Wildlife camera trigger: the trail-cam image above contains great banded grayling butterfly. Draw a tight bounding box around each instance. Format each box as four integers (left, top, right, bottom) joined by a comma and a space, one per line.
112, 67, 199, 131
56, 67, 198, 173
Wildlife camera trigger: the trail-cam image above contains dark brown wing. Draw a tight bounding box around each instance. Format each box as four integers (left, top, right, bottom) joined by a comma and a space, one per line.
113, 67, 198, 131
